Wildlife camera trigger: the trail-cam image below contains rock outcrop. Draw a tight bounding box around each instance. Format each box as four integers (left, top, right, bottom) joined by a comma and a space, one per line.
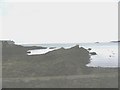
2, 41, 91, 77
25, 46, 47, 50
2, 40, 27, 59
2, 40, 47, 60
89, 52, 97, 55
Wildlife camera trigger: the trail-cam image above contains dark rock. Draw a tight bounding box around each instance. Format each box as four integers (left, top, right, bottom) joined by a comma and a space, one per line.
89, 52, 97, 55
109, 55, 112, 57
88, 48, 92, 51
95, 42, 99, 43
70, 45, 79, 49
2, 40, 27, 59
27, 51, 31, 53
3, 43, 91, 77
24, 46, 47, 50
111, 41, 120, 43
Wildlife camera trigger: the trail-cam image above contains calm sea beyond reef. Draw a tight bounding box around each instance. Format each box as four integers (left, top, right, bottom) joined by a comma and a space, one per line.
23, 42, 119, 68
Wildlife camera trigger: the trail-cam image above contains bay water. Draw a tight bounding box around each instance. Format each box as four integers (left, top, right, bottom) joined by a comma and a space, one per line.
23, 42, 119, 67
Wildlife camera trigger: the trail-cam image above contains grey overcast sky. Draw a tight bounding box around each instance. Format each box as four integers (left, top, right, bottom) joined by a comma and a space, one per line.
0, 0, 118, 44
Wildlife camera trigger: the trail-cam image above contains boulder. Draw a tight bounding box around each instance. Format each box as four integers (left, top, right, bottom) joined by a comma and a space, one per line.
89, 52, 97, 55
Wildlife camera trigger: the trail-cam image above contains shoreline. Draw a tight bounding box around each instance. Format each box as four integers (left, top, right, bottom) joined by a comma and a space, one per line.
2, 40, 118, 88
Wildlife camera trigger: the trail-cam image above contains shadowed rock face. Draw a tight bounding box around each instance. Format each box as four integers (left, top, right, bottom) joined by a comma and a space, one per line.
44, 45, 90, 66
2, 41, 46, 60
89, 52, 97, 55
38, 45, 90, 75
2, 41, 91, 77
24, 46, 47, 50
2, 41, 27, 60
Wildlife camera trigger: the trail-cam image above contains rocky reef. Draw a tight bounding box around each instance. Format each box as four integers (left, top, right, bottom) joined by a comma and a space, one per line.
2, 40, 27, 59
2, 41, 118, 88
1, 40, 46, 60
24, 46, 47, 50
2, 41, 91, 77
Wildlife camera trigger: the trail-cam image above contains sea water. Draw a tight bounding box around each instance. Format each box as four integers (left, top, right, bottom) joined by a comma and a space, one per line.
23, 42, 119, 67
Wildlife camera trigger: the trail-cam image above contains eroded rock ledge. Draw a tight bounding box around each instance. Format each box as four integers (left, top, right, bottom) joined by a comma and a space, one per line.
2, 41, 91, 77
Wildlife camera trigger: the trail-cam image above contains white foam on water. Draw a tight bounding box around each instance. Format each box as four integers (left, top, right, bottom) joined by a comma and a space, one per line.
27, 48, 56, 55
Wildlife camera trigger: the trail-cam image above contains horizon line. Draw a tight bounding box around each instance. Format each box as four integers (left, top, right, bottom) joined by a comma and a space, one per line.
0, 39, 118, 44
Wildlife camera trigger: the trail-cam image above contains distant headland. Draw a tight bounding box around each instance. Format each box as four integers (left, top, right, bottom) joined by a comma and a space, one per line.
110, 40, 120, 43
